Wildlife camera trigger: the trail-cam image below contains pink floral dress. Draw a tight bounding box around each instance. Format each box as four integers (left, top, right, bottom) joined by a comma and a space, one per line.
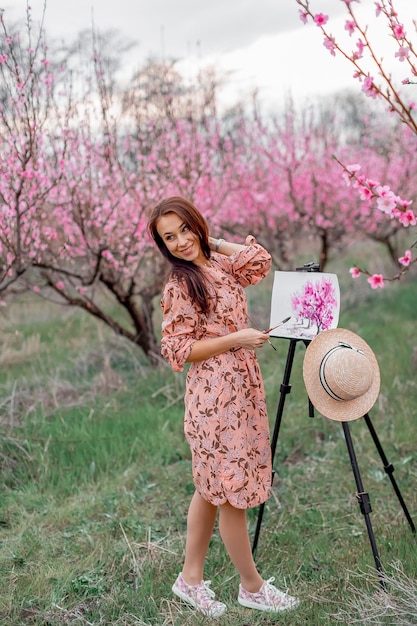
160, 244, 272, 509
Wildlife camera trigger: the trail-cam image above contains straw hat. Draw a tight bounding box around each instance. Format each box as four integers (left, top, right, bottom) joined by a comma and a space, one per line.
303, 328, 380, 422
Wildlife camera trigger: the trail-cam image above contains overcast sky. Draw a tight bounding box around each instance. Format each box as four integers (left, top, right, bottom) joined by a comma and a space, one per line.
4, 1, 416, 112
6, 0, 343, 55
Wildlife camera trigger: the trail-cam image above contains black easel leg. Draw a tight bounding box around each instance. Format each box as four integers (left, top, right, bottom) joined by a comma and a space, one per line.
364, 413, 415, 533
342, 422, 385, 590
252, 339, 299, 554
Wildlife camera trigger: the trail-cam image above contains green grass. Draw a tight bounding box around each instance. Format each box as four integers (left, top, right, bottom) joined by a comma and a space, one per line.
0, 272, 416, 625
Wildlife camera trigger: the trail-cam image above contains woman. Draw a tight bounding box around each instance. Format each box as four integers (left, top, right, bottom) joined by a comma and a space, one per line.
148, 196, 299, 617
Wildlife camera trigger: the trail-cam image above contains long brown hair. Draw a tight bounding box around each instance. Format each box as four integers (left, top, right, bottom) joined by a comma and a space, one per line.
148, 196, 214, 314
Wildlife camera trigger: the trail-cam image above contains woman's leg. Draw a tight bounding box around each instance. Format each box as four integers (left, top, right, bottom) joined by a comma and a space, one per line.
181, 491, 218, 585
218, 501, 264, 592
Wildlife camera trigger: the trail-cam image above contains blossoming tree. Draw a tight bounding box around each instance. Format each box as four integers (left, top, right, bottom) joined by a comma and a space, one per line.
0, 8, 243, 362
218, 98, 417, 272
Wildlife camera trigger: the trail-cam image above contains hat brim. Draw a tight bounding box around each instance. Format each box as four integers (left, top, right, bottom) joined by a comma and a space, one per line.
303, 328, 380, 422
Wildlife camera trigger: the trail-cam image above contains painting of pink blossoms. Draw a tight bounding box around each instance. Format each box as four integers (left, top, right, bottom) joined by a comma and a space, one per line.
268, 271, 340, 340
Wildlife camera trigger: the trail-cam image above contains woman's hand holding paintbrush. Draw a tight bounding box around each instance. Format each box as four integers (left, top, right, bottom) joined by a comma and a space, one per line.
246, 315, 291, 350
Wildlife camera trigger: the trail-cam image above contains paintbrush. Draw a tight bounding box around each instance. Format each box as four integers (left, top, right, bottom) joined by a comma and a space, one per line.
264, 316, 291, 334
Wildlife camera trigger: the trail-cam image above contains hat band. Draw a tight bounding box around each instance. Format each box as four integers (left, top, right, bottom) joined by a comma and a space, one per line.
319, 342, 364, 401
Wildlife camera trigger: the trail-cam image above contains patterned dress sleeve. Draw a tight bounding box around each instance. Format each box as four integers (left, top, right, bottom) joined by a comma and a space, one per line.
160, 280, 203, 373
214, 243, 272, 287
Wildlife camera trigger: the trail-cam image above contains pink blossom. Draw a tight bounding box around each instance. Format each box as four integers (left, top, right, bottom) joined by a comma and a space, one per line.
367, 274, 384, 289
358, 185, 373, 201
396, 209, 417, 227
375, 185, 397, 215
366, 178, 380, 190
409, 101, 416, 110
56, 281, 64, 289
314, 13, 329, 27
396, 197, 413, 210
342, 163, 361, 186
362, 75, 378, 98
354, 39, 365, 59
299, 10, 308, 24
398, 250, 412, 266
324, 36, 336, 56
345, 20, 356, 36
33, 286, 40, 293
350, 267, 361, 278
347, 163, 361, 173
393, 24, 406, 40
342, 172, 351, 186
395, 46, 410, 62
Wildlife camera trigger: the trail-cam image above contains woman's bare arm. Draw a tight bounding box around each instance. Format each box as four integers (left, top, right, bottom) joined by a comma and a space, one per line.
186, 328, 270, 363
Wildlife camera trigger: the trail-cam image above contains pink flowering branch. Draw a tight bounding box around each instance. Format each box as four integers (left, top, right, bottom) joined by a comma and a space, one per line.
350, 237, 417, 288
297, 0, 417, 286
338, 158, 417, 283
297, 1, 417, 135
337, 159, 415, 220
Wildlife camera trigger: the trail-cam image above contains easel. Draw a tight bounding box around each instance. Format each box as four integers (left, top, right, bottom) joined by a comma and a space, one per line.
252, 336, 416, 589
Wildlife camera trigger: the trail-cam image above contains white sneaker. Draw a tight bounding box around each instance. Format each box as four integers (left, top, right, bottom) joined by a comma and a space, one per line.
172, 572, 227, 618
238, 576, 299, 612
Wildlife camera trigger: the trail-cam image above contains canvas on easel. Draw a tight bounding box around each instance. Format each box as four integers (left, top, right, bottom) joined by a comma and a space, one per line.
268, 271, 340, 340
